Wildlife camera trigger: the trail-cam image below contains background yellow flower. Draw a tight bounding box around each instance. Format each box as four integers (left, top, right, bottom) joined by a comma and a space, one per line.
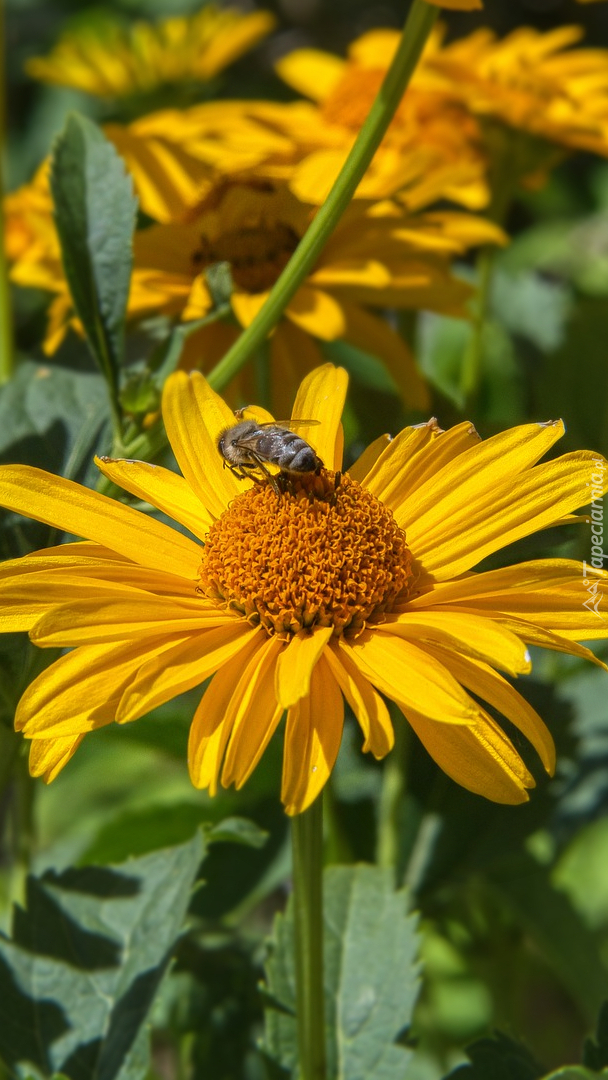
25, 5, 276, 99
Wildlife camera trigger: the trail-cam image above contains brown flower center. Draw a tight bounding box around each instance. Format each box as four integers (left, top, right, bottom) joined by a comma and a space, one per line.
198, 471, 414, 638
191, 222, 299, 293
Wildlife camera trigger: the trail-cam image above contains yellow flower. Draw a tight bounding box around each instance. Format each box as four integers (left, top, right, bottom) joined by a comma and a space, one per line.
18, 173, 504, 411
0, 364, 606, 813
25, 5, 275, 99
427, 25, 608, 158
273, 27, 489, 210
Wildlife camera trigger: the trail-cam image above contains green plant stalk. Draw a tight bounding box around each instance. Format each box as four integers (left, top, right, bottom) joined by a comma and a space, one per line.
205, 0, 439, 393
0, 0, 14, 384
291, 795, 326, 1080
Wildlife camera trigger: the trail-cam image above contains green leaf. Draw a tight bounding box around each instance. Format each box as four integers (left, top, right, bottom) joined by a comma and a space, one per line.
206, 816, 269, 849
50, 113, 138, 391
0, 831, 204, 1080
263, 864, 421, 1079
443, 1031, 543, 1080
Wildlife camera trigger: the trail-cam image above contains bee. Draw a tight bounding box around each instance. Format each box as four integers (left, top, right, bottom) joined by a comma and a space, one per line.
218, 413, 323, 494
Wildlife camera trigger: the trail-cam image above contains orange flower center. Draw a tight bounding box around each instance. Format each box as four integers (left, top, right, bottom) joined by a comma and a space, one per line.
191, 222, 299, 293
198, 470, 414, 638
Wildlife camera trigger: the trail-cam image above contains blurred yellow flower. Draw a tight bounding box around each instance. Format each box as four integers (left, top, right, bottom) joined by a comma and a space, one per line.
25, 5, 275, 99
11, 173, 505, 410
427, 25, 608, 159
0, 365, 605, 813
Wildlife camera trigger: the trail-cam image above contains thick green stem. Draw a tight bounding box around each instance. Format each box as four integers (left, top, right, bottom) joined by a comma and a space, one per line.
291, 795, 326, 1080
205, 0, 438, 393
0, 0, 14, 384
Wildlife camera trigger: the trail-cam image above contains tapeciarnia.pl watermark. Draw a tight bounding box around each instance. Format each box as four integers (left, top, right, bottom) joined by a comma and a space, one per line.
583, 458, 606, 620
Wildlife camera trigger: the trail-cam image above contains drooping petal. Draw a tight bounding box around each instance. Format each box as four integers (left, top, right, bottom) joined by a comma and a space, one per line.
290, 363, 348, 469
95, 456, 213, 539
281, 654, 344, 815
28, 734, 85, 782
421, 642, 555, 775
162, 370, 241, 519
17, 635, 185, 737
342, 631, 479, 723
0, 465, 202, 579
376, 610, 531, 677
117, 621, 259, 722
275, 626, 334, 708
188, 630, 268, 792
325, 642, 394, 757
222, 635, 285, 788
404, 705, 534, 804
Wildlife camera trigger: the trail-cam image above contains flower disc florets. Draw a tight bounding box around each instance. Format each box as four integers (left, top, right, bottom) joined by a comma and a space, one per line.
198, 470, 414, 638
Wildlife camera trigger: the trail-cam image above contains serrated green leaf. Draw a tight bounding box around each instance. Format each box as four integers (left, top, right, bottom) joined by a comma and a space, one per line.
0, 832, 204, 1080
263, 864, 421, 1079
50, 113, 137, 389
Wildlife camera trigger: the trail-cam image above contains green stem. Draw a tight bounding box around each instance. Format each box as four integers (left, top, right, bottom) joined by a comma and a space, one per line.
0, 0, 14, 384
291, 795, 326, 1080
206, 0, 439, 393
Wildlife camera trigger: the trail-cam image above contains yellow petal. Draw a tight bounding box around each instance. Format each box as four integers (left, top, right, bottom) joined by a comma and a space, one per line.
231, 290, 269, 328
275, 626, 334, 708
342, 631, 479, 723
377, 610, 531, 677
290, 363, 348, 470
282, 654, 344, 815
0, 573, 159, 633
362, 420, 480, 507
28, 734, 85, 782
348, 434, 391, 484
274, 48, 345, 101
188, 631, 267, 792
117, 621, 258, 722
222, 635, 285, 788
17, 636, 182, 737
30, 595, 228, 646
286, 286, 346, 341
325, 642, 394, 757
398, 419, 565, 529
423, 642, 555, 775
409, 559, 608, 640
95, 456, 213, 539
0, 465, 202, 579
162, 370, 242, 519
407, 703, 533, 803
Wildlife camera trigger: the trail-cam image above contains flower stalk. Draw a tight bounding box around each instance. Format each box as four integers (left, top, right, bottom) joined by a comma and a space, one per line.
205, 0, 439, 393
291, 794, 326, 1080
